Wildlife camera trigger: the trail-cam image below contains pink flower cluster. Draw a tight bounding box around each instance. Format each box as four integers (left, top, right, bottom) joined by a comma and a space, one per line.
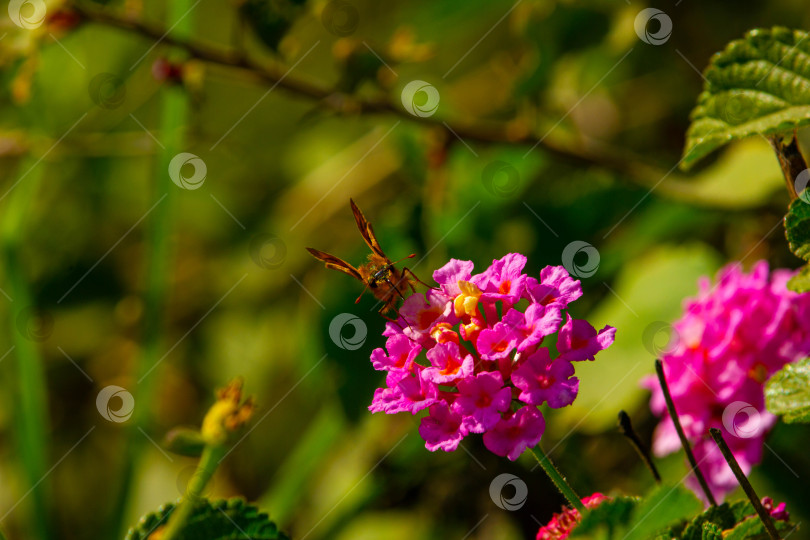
368, 253, 616, 460
535, 492, 610, 540
645, 261, 810, 501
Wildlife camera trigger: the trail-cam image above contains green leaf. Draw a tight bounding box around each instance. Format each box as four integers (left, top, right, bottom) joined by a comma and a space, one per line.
682, 27, 810, 170
787, 264, 810, 292
785, 197, 810, 261
124, 498, 290, 540
728, 500, 759, 524
678, 501, 754, 540
571, 486, 701, 540
724, 517, 797, 540
570, 497, 638, 538
765, 357, 810, 423
701, 522, 723, 540
622, 485, 703, 540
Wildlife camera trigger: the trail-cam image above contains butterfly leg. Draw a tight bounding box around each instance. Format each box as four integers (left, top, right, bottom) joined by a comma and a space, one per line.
385, 278, 410, 301
377, 297, 415, 332
379, 304, 410, 330
402, 267, 438, 291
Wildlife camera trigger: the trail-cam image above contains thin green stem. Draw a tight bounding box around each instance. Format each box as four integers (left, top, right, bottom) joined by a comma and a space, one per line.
709, 428, 780, 540
1, 158, 52, 540
109, 1, 194, 534
655, 359, 717, 506
109, 87, 185, 538
529, 445, 585, 512
618, 410, 661, 484
161, 444, 226, 540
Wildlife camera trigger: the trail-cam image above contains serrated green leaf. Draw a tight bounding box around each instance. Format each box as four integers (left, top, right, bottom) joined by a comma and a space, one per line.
571, 487, 701, 540
787, 264, 810, 292
724, 517, 797, 540
785, 197, 810, 261
682, 27, 810, 170
765, 357, 810, 423
701, 522, 723, 540
124, 498, 290, 540
570, 496, 638, 538
728, 500, 758, 524
622, 485, 703, 540
678, 501, 754, 540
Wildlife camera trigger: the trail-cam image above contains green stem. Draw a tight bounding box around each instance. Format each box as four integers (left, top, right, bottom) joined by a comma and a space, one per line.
708, 429, 780, 540
618, 410, 661, 484
529, 445, 585, 512
161, 444, 226, 540
0, 158, 52, 540
109, 89, 185, 538
655, 359, 717, 506
109, 0, 194, 533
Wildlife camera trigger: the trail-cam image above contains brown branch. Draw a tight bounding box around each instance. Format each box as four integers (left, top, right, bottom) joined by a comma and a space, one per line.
768, 132, 808, 200
70, 3, 332, 103
60, 2, 782, 212
65, 2, 649, 174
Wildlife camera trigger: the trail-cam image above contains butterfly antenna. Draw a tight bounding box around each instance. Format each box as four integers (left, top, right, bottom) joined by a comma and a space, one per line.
391, 253, 417, 265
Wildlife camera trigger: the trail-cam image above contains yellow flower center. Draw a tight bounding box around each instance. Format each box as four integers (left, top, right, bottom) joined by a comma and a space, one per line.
454, 280, 482, 319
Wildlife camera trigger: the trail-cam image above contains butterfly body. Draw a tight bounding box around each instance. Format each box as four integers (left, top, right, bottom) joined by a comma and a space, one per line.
306, 199, 417, 315
365, 254, 395, 286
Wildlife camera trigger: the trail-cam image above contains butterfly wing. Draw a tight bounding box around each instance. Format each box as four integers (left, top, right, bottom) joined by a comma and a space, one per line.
306, 247, 363, 281
349, 198, 388, 260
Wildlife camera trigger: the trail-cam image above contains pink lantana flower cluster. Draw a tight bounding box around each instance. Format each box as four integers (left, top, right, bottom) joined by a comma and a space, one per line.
368, 253, 616, 460
644, 261, 810, 501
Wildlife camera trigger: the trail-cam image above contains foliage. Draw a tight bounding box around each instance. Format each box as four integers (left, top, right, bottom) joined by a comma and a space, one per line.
785, 197, 810, 261
125, 498, 290, 540
572, 494, 797, 540
682, 27, 810, 169
676, 501, 755, 540
570, 485, 701, 540
786, 264, 810, 293
722, 517, 796, 540
765, 357, 810, 423
569, 496, 638, 539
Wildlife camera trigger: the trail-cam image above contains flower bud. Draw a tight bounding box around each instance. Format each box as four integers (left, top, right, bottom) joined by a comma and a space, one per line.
201, 379, 255, 446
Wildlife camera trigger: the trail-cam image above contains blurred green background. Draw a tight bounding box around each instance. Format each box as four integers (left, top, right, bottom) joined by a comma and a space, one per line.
1, 0, 810, 539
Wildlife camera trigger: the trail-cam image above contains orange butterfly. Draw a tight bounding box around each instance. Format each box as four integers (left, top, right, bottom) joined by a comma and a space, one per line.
306, 199, 422, 316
